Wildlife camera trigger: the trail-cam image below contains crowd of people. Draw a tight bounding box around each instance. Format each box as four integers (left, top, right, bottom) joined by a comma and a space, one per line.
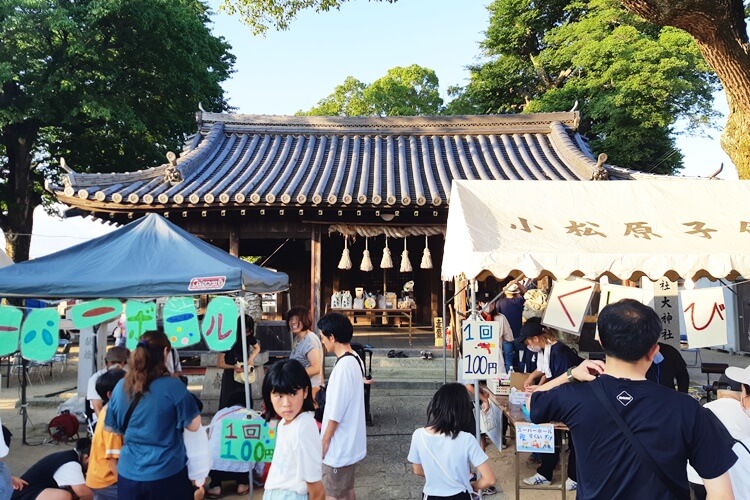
5, 297, 750, 499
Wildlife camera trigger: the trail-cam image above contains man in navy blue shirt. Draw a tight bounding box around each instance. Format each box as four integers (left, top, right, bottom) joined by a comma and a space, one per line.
496, 282, 526, 370
529, 299, 736, 499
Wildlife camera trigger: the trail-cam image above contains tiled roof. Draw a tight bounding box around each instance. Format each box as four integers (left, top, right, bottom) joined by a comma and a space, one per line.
50, 111, 617, 210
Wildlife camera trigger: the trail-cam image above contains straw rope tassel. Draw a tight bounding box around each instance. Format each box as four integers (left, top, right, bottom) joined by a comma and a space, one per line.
380, 236, 393, 269
421, 235, 433, 269
360, 237, 374, 272
338, 236, 352, 270
400, 237, 412, 273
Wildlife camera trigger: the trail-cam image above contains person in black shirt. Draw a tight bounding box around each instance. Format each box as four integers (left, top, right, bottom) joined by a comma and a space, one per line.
529, 299, 736, 500
13, 438, 92, 500
646, 342, 689, 393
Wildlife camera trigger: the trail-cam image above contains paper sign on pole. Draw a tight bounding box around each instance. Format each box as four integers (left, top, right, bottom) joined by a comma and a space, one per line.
516, 423, 555, 454
461, 320, 504, 380
71, 299, 122, 329
652, 277, 680, 350
125, 300, 157, 350
220, 418, 277, 463
543, 278, 596, 334
21, 308, 60, 361
201, 297, 238, 352
680, 287, 728, 348
163, 297, 201, 348
0, 306, 22, 356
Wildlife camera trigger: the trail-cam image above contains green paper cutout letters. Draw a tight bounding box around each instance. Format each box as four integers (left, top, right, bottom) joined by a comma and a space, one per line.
163, 297, 200, 348
201, 296, 238, 352
21, 308, 60, 361
71, 299, 122, 329
125, 300, 157, 350
0, 306, 23, 356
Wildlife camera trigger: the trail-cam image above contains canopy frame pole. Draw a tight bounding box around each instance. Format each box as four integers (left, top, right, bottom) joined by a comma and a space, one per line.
469, 279, 482, 442
238, 293, 254, 498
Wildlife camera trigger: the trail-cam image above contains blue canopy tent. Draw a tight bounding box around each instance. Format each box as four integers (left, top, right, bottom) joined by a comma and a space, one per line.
0, 213, 289, 444
0, 213, 288, 297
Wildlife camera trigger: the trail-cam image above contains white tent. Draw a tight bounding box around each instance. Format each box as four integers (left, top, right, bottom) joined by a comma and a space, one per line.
0, 249, 12, 268
442, 180, 750, 282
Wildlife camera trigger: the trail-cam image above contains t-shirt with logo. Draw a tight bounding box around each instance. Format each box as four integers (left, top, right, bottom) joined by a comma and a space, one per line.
530, 375, 737, 500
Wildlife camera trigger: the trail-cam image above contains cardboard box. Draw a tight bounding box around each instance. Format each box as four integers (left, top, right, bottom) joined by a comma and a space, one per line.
510, 372, 530, 390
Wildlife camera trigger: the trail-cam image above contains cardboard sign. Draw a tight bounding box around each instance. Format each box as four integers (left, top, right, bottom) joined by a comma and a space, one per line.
71, 299, 122, 329
125, 300, 157, 350
461, 320, 504, 380
516, 423, 555, 454
543, 278, 596, 334
21, 308, 60, 361
0, 306, 22, 356
680, 287, 728, 348
220, 418, 277, 463
201, 297, 238, 352
163, 297, 201, 348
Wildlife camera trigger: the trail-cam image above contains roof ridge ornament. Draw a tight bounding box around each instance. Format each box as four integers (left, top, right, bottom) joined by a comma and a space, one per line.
163, 151, 183, 185
591, 153, 609, 181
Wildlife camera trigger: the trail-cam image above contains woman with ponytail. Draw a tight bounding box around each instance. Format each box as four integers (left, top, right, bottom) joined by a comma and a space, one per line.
105, 331, 201, 499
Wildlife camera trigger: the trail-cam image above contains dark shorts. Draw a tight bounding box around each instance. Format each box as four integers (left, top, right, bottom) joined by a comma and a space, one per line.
321, 463, 357, 498
426, 493, 472, 500
118, 466, 193, 500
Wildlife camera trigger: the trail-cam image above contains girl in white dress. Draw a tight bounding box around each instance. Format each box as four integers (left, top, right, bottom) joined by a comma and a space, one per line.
262, 359, 324, 500
408, 383, 495, 500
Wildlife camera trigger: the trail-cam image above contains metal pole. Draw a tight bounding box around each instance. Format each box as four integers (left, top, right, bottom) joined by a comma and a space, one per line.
238, 293, 253, 498
470, 280, 482, 441
442, 280, 447, 385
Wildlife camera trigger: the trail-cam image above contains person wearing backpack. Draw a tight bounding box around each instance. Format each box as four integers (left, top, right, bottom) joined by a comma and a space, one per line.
317, 313, 366, 500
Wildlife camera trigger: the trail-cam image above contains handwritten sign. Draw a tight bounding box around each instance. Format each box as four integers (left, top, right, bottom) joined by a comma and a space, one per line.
680, 287, 728, 348
163, 297, 200, 348
71, 299, 122, 329
596, 284, 649, 339
461, 320, 503, 380
516, 423, 555, 454
652, 277, 680, 349
201, 297, 238, 352
433, 316, 444, 347
220, 418, 277, 463
0, 306, 22, 356
125, 300, 157, 350
21, 308, 60, 361
543, 278, 596, 334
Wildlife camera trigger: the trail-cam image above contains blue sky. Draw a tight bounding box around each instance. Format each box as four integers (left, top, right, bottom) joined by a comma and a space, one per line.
1, 0, 739, 258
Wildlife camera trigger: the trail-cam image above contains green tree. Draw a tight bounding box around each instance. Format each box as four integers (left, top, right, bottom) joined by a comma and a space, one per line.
1, 0, 234, 261
446, 0, 718, 174
620, 0, 750, 178
300, 65, 443, 116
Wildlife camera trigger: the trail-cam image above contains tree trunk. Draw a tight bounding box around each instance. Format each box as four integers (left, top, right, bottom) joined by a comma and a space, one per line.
2, 124, 39, 262
621, 0, 750, 178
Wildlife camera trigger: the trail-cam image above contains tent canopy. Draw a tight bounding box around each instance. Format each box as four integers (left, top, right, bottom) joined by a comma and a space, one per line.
0, 213, 289, 298
442, 180, 750, 282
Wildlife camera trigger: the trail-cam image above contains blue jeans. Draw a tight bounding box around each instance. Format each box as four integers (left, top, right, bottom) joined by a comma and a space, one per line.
502, 341, 515, 373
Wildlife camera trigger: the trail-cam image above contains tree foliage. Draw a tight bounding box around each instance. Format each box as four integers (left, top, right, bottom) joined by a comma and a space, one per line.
1, 0, 234, 261
446, 0, 718, 174
299, 65, 442, 116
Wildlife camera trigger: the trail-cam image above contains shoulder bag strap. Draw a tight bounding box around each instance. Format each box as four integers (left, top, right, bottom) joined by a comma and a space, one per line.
590, 380, 689, 498
121, 392, 143, 434
337, 351, 365, 377
419, 429, 471, 493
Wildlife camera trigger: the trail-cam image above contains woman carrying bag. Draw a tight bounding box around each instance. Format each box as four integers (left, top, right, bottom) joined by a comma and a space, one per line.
105, 331, 202, 499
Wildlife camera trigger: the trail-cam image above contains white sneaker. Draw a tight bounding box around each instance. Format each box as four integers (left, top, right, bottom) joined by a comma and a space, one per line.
566, 478, 578, 491
522, 473, 551, 486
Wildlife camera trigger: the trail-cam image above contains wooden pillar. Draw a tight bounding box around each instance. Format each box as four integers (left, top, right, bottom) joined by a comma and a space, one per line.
229, 226, 240, 257
311, 226, 322, 329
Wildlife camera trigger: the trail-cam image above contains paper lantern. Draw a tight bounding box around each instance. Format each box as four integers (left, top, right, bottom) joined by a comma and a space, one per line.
338, 236, 352, 270
400, 238, 412, 273
360, 237, 374, 272
420, 235, 433, 269
380, 236, 393, 269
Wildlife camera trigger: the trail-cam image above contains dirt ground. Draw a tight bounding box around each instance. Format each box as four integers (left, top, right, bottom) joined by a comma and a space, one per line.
0, 349, 574, 499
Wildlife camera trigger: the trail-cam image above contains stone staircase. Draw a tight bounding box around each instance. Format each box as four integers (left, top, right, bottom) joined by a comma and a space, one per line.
324, 348, 456, 391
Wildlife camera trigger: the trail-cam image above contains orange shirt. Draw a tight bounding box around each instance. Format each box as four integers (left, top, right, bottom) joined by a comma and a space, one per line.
85, 405, 123, 489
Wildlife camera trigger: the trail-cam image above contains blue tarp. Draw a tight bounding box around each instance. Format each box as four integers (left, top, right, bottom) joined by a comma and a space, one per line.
0, 213, 289, 298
